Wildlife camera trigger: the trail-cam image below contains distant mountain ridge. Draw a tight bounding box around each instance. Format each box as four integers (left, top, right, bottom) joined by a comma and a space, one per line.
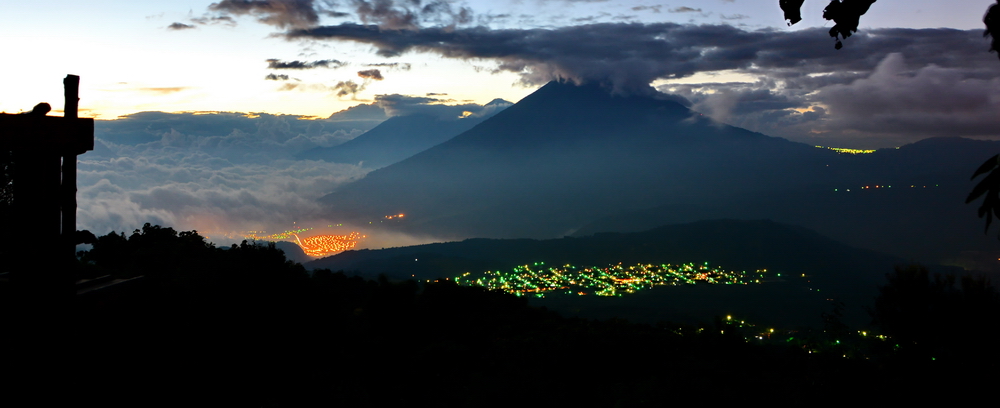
297, 98, 511, 168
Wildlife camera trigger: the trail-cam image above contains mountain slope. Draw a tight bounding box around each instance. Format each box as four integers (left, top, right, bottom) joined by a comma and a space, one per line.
322, 81, 844, 238
572, 137, 1000, 269
299, 99, 512, 168
298, 113, 489, 168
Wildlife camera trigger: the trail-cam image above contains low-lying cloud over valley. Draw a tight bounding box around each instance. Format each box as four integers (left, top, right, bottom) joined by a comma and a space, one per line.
78, 95, 505, 246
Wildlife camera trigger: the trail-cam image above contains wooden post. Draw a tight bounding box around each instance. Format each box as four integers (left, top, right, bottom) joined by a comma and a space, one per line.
62, 75, 79, 263
64, 75, 79, 120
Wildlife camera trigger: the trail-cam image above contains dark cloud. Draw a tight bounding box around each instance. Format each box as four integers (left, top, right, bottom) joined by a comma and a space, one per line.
364, 62, 411, 70
667, 80, 808, 131
286, 23, 998, 96
357, 69, 384, 80
191, 15, 237, 26
290, 22, 726, 93
812, 53, 1000, 140
209, 0, 322, 28
351, 0, 474, 30
721, 14, 750, 20
333, 80, 364, 98
570, 13, 611, 23
631, 6, 662, 13
669, 7, 702, 13
266, 58, 346, 69
265, 73, 291, 80
203, 0, 477, 31
658, 50, 1000, 147
167, 22, 196, 30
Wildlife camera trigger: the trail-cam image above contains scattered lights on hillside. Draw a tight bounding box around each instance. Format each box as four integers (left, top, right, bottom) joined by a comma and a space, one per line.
384, 214, 405, 220
456, 262, 769, 298
294, 232, 366, 257
815, 145, 876, 154
833, 184, 939, 192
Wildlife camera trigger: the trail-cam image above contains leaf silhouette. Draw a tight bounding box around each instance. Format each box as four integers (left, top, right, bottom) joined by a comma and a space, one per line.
970, 154, 999, 181
968, 159, 1000, 237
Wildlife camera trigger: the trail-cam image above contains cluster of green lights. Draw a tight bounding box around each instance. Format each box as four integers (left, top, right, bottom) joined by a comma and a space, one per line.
815, 145, 877, 154
456, 262, 768, 298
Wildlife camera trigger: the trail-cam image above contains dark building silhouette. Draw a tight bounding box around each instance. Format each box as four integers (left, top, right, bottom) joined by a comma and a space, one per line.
0, 75, 93, 302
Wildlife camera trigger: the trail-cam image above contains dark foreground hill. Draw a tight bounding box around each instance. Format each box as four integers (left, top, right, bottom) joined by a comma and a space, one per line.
319, 81, 1000, 268
4, 223, 982, 405
307, 219, 948, 327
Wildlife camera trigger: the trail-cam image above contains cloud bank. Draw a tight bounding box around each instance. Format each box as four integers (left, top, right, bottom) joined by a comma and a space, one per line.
79, 93, 511, 238
80, 111, 383, 238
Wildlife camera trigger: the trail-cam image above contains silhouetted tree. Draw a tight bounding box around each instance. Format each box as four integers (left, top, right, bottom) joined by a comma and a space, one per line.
780, 0, 806, 25
987, 1, 1000, 60
781, 0, 877, 49
967, 154, 1000, 236
956, 2, 1000, 234
871, 265, 1000, 362
821, 301, 850, 341
783, 1, 1000, 53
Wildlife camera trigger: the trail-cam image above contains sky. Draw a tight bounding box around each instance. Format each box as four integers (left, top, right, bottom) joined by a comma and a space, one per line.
4, 0, 1000, 245
2, 1, 993, 121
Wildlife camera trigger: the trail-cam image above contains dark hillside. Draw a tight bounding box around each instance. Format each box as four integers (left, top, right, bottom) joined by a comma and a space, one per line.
307, 219, 939, 326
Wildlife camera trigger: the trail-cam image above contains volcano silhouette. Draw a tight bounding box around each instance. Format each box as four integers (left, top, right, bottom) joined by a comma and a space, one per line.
321, 80, 847, 238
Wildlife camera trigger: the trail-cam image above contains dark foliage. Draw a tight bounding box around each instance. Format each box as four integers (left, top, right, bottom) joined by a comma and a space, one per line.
780, 0, 806, 25
783, 1, 1000, 54
780, 0, 876, 49
967, 154, 1000, 236
871, 265, 1000, 363
67, 224, 921, 405
51, 225, 1000, 404
823, 0, 877, 49
987, 1, 1000, 60
959, 2, 1000, 233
